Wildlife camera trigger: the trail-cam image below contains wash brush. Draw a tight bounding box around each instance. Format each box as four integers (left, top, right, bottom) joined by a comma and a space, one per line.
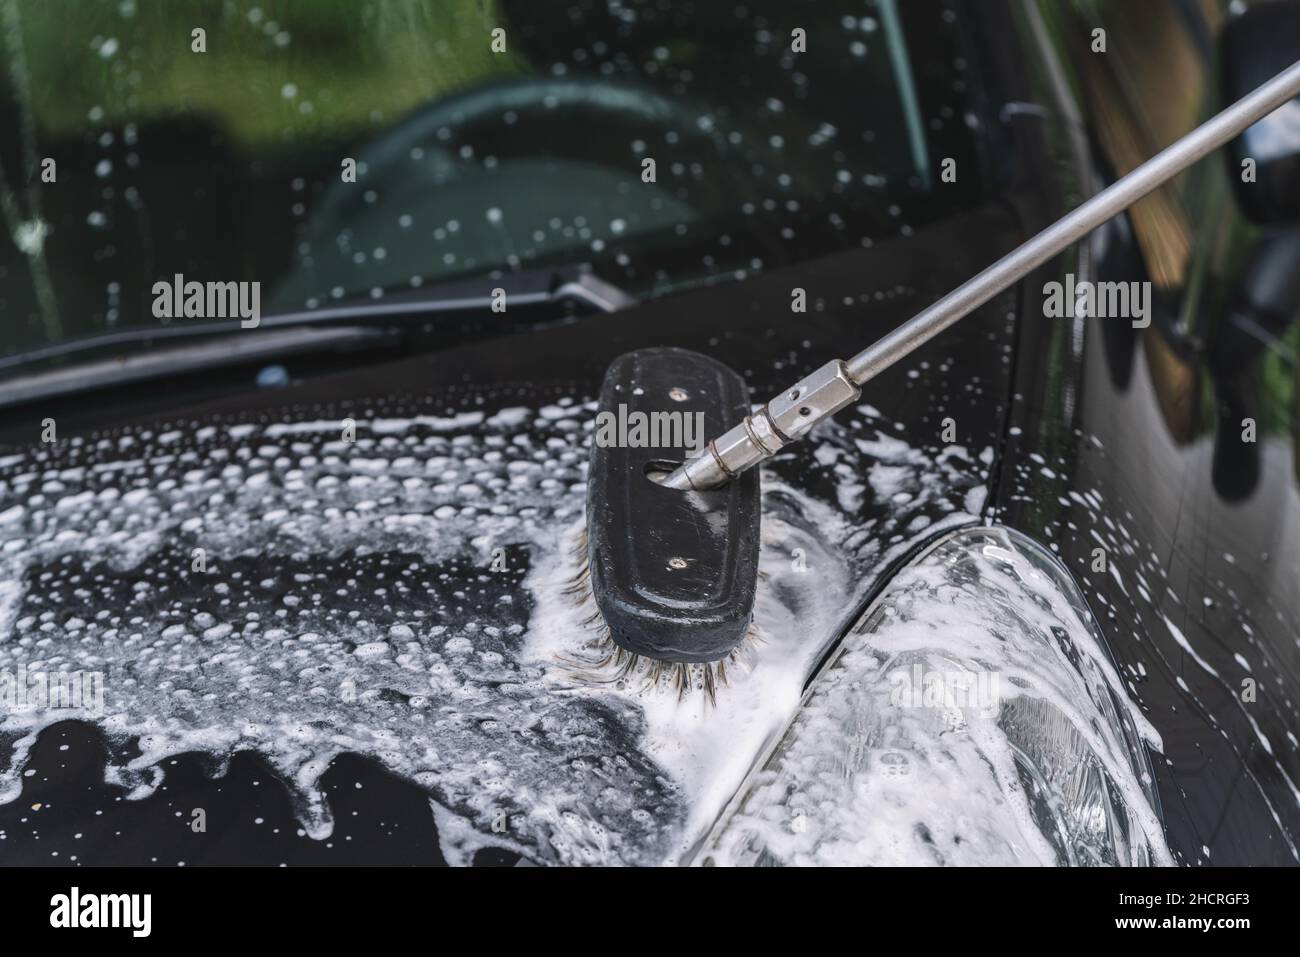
568, 347, 762, 702
573, 58, 1300, 700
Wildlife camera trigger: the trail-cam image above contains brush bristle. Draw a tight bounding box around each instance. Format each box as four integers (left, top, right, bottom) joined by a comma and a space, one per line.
557, 526, 763, 705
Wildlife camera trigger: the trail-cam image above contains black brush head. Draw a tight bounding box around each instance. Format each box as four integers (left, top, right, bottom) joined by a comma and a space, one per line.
586, 347, 761, 664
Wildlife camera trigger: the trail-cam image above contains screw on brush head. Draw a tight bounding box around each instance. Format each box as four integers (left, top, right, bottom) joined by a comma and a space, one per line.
586, 347, 761, 666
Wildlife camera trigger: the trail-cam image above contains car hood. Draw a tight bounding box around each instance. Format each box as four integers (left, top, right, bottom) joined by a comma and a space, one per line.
0, 205, 1021, 864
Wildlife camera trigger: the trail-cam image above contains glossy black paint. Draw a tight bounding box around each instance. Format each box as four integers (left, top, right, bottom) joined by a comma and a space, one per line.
1222, 1, 1300, 224
980, 4, 1300, 865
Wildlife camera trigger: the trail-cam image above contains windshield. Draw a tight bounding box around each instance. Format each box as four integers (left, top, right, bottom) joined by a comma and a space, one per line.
0, 0, 986, 358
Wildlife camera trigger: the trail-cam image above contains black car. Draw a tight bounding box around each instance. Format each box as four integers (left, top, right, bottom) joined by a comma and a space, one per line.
0, 0, 1298, 871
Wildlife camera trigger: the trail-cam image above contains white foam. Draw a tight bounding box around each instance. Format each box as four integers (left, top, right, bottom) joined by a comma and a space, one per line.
699, 528, 1173, 866
0, 400, 1154, 864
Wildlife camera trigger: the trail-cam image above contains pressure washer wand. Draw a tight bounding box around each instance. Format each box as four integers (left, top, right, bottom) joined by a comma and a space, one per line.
662, 58, 1300, 492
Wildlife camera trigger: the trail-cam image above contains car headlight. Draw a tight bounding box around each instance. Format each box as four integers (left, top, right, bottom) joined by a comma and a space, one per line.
693, 526, 1171, 866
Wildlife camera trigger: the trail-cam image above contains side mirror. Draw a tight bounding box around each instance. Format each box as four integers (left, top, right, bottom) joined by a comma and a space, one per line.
1222, 1, 1300, 224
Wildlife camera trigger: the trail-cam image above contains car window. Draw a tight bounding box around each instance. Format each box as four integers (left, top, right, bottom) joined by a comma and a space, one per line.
0, 0, 988, 359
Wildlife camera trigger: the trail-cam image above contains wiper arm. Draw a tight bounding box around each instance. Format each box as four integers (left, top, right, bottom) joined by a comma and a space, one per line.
0, 326, 393, 409
0, 265, 633, 375
259, 265, 633, 330
0, 265, 634, 408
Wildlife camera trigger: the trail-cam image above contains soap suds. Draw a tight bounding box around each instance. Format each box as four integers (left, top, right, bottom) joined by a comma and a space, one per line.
698, 527, 1173, 866
0, 395, 1149, 864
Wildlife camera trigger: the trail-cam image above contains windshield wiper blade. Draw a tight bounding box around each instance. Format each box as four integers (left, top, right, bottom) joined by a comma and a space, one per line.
257, 265, 633, 330
0, 265, 634, 376
0, 326, 393, 409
